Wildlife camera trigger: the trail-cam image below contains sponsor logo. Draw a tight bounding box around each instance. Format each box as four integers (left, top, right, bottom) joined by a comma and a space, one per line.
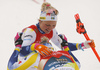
24, 35, 33, 38
40, 17, 46, 19
51, 17, 55, 19
56, 58, 68, 63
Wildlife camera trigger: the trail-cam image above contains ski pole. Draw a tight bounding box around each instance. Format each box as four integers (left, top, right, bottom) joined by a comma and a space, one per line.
74, 13, 100, 62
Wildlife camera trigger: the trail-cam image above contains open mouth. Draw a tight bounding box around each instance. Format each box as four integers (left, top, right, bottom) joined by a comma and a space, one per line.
46, 29, 51, 32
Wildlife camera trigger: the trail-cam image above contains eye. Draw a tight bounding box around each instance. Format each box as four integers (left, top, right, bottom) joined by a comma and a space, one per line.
46, 24, 50, 26
53, 25, 56, 27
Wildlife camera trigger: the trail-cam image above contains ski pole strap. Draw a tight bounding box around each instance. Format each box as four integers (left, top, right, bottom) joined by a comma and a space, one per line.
79, 43, 84, 51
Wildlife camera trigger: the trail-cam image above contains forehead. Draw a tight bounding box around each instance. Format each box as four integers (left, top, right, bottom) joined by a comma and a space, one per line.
43, 21, 57, 25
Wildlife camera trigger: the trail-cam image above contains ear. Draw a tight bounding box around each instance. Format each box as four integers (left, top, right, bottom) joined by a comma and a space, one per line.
39, 19, 42, 23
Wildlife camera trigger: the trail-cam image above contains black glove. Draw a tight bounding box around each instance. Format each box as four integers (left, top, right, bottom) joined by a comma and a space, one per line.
58, 34, 68, 47
14, 32, 23, 47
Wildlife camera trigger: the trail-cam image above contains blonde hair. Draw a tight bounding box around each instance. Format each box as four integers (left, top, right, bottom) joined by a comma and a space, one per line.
40, 36, 51, 44
41, 2, 59, 15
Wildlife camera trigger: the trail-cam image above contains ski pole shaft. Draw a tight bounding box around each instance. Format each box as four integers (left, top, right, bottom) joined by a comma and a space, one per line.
74, 13, 100, 62
84, 33, 100, 62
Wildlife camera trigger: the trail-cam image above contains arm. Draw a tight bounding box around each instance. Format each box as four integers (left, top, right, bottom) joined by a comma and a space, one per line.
7, 48, 21, 70
68, 42, 79, 51
68, 40, 95, 51
21, 28, 52, 57
20, 28, 36, 56
58, 34, 95, 51
8, 28, 36, 69
50, 29, 77, 51
21, 28, 36, 47
58, 34, 78, 51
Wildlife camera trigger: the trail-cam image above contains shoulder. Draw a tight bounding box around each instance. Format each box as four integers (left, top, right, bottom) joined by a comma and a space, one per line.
28, 25, 37, 29
21, 27, 37, 40
22, 25, 37, 38
22, 25, 37, 32
51, 29, 59, 39
52, 29, 58, 35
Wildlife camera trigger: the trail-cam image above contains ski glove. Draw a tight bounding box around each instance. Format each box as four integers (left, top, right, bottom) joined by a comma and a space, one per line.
79, 39, 95, 50
31, 43, 53, 57
14, 32, 23, 48
58, 34, 68, 47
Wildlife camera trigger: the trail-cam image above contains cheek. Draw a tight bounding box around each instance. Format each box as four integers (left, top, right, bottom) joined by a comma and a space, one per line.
41, 24, 47, 30
53, 26, 56, 29
43, 25, 48, 29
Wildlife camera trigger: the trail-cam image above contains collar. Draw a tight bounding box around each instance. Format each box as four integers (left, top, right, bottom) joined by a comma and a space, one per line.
36, 23, 45, 34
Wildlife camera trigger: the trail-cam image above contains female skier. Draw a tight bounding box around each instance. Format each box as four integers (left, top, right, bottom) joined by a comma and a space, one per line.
7, 2, 95, 70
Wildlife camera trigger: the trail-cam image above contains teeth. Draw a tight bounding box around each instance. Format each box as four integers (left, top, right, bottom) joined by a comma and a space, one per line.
48, 30, 50, 31
46, 29, 50, 31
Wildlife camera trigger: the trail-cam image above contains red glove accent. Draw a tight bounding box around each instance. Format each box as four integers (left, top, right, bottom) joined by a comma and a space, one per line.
35, 44, 53, 57
90, 40, 96, 48
14, 32, 23, 48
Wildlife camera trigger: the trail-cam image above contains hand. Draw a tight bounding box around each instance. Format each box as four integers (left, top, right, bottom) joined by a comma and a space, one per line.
14, 32, 23, 48
82, 39, 95, 49
35, 44, 53, 57
58, 34, 68, 47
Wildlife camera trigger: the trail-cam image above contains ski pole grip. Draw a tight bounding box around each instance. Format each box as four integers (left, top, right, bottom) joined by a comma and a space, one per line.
74, 13, 100, 62
74, 13, 82, 23
75, 13, 86, 34
74, 13, 80, 20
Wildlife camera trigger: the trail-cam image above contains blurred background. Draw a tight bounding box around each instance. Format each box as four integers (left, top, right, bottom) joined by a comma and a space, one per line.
0, 0, 100, 70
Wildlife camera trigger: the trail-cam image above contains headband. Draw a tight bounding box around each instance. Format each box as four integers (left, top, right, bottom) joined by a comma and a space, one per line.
39, 9, 57, 21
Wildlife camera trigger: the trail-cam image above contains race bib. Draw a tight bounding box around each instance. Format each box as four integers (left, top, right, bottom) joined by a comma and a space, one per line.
38, 51, 75, 70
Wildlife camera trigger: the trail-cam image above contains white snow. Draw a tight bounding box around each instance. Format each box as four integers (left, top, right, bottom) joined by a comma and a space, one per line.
0, 0, 100, 70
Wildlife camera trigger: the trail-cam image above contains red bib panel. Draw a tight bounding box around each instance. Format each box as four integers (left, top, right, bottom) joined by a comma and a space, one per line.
28, 25, 53, 43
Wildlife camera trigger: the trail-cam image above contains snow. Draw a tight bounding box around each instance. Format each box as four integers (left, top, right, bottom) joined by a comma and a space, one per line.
0, 0, 100, 70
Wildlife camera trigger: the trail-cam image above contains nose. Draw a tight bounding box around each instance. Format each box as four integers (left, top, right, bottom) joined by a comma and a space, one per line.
48, 26, 55, 30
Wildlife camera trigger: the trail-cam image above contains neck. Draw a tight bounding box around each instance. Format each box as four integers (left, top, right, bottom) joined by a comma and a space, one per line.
36, 23, 45, 34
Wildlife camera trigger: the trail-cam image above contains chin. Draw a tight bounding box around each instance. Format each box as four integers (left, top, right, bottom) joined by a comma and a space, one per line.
45, 32, 50, 34
45, 31, 50, 34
